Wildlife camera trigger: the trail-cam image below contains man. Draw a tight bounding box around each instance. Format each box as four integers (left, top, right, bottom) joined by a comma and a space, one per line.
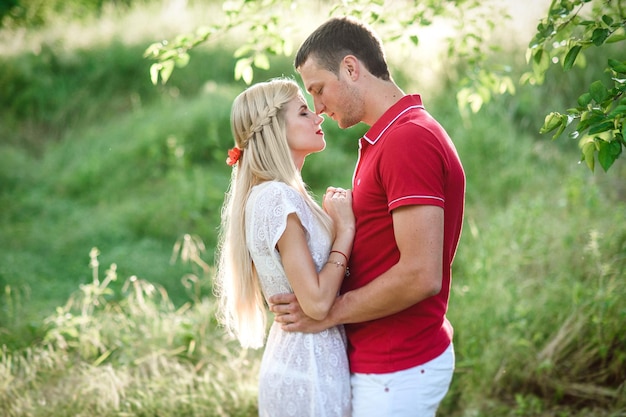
269, 16, 465, 417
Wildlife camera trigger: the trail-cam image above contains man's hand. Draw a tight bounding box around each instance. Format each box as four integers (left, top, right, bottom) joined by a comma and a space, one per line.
268, 293, 333, 333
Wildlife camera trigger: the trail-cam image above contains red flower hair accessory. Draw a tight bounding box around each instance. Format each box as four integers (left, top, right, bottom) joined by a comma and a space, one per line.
226, 147, 242, 166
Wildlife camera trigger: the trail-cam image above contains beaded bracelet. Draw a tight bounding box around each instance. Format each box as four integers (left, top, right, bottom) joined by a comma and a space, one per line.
326, 259, 350, 277
326, 260, 346, 269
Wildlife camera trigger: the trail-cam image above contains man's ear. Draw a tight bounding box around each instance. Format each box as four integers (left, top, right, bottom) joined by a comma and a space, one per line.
342, 55, 360, 80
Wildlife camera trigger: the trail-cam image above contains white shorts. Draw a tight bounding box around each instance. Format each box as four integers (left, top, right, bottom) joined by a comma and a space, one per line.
351, 343, 455, 417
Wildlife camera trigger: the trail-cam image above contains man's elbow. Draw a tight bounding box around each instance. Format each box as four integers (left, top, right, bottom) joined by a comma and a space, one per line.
409, 269, 442, 300
425, 279, 442, 298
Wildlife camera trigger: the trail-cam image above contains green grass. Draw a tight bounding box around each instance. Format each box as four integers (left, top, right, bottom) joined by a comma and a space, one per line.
1, 256, 261, 417
1, 1, 625, 416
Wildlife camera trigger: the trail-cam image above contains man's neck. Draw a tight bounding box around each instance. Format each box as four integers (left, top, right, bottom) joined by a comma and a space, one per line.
362, 78, 405, 126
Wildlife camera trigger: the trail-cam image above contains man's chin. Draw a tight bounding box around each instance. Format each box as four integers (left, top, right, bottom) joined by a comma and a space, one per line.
337, 119, 358, 129
327, 113, 358, 129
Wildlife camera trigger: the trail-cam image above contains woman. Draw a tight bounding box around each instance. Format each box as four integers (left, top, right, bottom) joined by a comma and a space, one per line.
215, 78, 353, 417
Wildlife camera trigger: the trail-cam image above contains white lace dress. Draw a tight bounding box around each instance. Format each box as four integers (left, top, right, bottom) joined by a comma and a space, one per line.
246, 181, 351, 417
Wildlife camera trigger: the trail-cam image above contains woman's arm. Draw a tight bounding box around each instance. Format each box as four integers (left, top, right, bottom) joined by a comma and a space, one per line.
276, 188, 354, 321
271, 204, 443, 330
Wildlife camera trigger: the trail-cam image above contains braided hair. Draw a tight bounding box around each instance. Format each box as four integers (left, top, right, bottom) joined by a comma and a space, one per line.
215, 78, 333, 348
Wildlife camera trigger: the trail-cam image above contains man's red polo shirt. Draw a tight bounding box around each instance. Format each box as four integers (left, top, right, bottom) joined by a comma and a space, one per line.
343, 94, 465, 374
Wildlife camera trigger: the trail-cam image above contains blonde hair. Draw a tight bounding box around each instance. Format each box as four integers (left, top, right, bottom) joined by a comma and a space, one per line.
215, 78, 333, 348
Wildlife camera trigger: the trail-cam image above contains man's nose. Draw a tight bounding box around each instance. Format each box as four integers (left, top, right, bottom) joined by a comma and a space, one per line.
313, 98, 325, 115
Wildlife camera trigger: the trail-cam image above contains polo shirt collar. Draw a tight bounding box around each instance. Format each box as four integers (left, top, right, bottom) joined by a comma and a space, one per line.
362, 95, 424, 145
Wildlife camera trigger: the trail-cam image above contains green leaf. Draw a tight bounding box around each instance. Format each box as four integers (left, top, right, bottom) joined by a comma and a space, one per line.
235, 58, 254, 85
608, 105, 626, 118
234, 58, 248, 81
533, 47, 544, 65
253, 53, 270, 70
528, 33, 544, 49
234, 45, 252, 58
160, 50, 179, 61
591, 28, 609, 46
598, 140, 622, 171
469, 93, 484, 114
589, 80, 609, 103
608, 59, 626, 74
577, 92, 592, 107
563, 45, 582, 71
553, 122, 568, 140
149, 63, 159, 85
143, 42, 162, 58
159, 60, 175, 84
532, 48, 550, 84
539, 21, 555, 37
576, 113, 592, 132
606, 31, 626, 44
601, 14, 614, 26
174, 52, 190, 68
585, 109, 606, 123
540, 112, 563, 134
588, 120, 614, 135
580, 138, 596, 171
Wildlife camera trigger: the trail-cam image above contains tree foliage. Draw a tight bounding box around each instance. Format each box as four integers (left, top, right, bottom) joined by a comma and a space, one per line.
143, 0, 514, 116
525, 0, 626, 172
143, 0, 626, 172
0, 0, 134, 28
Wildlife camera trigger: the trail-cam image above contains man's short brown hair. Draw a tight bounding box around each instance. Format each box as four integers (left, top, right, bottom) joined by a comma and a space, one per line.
295, 17, 391, 81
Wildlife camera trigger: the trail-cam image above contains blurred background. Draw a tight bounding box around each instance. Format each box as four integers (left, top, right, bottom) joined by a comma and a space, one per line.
0, 1, 624, 416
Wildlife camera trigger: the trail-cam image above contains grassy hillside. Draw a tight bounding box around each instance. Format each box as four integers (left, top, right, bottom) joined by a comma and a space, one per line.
0, 2, 624, 416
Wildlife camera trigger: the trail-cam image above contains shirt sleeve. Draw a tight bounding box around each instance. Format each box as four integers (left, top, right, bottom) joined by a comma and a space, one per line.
379, 123, 446, 213
246, 182, 305, 261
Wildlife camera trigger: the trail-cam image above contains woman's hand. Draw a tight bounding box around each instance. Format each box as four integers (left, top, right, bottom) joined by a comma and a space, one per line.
322, 187, 355, 236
